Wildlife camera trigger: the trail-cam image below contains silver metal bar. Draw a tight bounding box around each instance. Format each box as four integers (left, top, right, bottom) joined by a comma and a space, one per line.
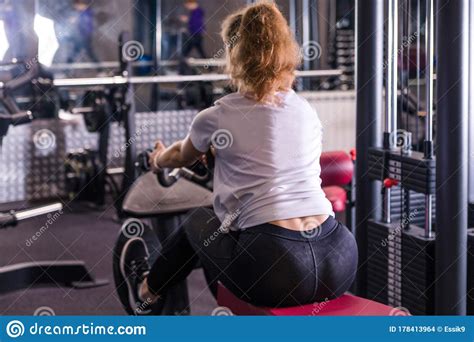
48, 61, 154, 71
384, 0, 399, 224
155, 0, 162, 63
53, 69, 344, 88
424, 0, 435, 238
416, 0, 421, 142
107, 167, 125, 175
425, 0, 434, 143
14, 203, 63, 221
289, 0, 297, 34
47, 59, 226, 71
469, 0, 474, 203
385, 0, 399, 136
302, 0, 311, 72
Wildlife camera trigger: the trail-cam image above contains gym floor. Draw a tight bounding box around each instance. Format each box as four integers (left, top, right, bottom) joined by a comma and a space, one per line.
0, 203, 216, 316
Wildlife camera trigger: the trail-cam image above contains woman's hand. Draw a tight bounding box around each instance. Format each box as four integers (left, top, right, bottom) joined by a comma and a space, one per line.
197, 146, 215, 167
149, 140, 167, 173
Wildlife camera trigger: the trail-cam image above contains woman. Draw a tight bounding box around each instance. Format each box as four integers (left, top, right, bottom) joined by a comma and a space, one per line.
120, 2, 358, 314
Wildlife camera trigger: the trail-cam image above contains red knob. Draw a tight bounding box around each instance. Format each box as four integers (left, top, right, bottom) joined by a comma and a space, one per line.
349, 149, 356, 161
383, 178, 399, 188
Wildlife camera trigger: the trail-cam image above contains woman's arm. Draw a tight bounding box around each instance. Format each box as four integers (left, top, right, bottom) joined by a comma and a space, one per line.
149, 137, 204, 172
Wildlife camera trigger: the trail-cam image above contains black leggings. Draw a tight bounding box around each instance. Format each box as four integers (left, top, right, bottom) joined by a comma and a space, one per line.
147, 207, 358, 307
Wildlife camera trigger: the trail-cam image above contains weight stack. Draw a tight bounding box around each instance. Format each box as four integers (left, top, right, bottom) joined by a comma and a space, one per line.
367, 220, 402, 307
367, 219, 436, 315
468, 229, 474, 315
401, 225, 436, 315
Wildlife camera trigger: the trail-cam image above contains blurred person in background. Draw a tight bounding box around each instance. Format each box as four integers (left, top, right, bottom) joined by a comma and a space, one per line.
66, 0, 98, 63
180, 0, 206, 58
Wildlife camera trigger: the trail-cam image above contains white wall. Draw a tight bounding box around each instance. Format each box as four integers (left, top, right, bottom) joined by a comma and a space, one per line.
301, 91, 356, 152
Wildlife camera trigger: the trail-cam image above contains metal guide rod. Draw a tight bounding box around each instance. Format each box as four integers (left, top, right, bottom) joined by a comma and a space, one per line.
151, 0, 162, 111
424, 0, 434, 238
53, 69, 343, 88
416, 0, 421, 150
425, 0, 434, 148
155, 0, 162, 63
384, 0, 399, 224
289, 0, 297, 34
302, 0, 311, 72
469, 0, 474, 203
301, 0, 311, 91
14, 203, 63, 221
385, 0, 398, 136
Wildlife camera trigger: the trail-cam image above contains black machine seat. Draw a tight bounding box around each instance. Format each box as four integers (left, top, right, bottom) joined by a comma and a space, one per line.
122, 172, 213, 217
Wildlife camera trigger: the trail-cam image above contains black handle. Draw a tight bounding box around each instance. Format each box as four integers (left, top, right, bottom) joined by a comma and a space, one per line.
156, 169, 179, 187
0, 211, 16, 229
136, 148, 214, 188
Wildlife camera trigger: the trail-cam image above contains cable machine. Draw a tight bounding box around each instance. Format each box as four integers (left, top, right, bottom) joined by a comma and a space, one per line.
356, 0, 470, 316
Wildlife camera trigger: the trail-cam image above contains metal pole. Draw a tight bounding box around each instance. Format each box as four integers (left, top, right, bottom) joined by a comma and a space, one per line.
151, 0, 162, 111
302, 0, 311, 90
424, 0, 434, 238
14, 203, 63, 221
416, 0, 421, 151
155, 0, 162, 64
52, 70, 343, 87
311, 0, 320, 70
469, 0, 474, 204
425, 0, 434, 147
116, 32, 138, 217
355, 0, 383, 297
289, 0, 297, 34
385, 0, 398, 137
435, 0, 469, 316
383, 0, 398, 224
302, 0, 311, 69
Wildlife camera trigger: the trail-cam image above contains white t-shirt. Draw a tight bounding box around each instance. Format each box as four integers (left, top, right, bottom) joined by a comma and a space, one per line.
188, 89, 334, 229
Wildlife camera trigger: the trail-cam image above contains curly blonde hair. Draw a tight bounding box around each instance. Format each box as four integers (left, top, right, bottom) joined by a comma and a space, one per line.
223, 2, 301, 102
221, 11, 243, 51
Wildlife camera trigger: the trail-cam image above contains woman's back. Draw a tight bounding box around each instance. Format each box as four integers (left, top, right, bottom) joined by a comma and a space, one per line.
189, 90, 333, 229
